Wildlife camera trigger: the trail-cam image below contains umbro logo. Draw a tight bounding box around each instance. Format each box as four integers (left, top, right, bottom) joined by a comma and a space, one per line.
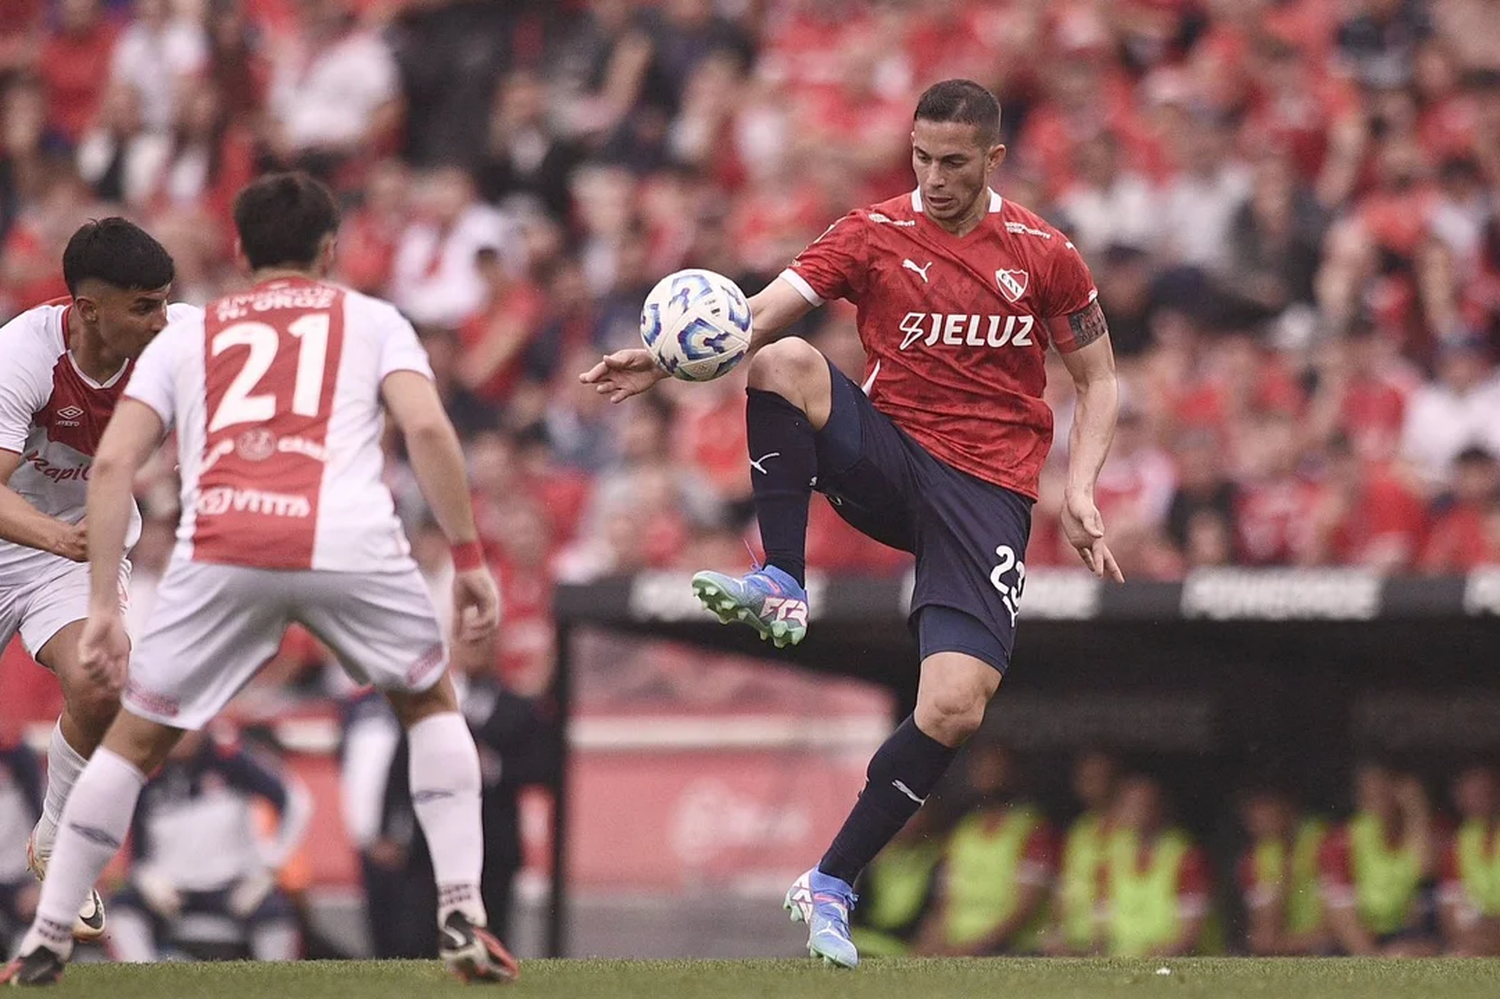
55, 405, 84, 427
67, 822, 121, 849
903, 259, 932, 283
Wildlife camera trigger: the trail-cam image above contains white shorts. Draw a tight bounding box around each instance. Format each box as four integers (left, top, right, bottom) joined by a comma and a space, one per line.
123, 559, 447, 729
0, 554, 132, 661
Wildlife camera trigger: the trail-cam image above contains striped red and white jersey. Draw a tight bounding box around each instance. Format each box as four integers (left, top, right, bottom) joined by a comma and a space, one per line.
126, 277, 433, 571
0, 300, 198, 573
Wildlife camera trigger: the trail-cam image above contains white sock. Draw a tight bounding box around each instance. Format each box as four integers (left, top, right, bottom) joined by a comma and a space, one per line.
105, 908, 158, 963
250, 921, 302, 961
19, 748, 145, 959
32, 723, 88, 858
406, 711, 486, 926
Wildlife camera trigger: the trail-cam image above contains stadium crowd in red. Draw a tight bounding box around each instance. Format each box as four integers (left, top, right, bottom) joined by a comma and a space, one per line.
2, 0, 1500, 693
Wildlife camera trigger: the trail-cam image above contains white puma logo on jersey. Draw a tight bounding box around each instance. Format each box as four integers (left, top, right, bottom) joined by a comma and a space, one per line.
750, 452, 781, 474
902, 259, 932, 283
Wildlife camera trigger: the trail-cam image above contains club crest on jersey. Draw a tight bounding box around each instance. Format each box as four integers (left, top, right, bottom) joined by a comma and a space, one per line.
236, 428, 276, 462
995, 269, 1029, 303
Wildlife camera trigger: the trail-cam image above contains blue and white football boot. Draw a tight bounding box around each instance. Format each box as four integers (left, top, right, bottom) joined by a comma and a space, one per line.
691, 563, 809, 648
784, 867, 859, 968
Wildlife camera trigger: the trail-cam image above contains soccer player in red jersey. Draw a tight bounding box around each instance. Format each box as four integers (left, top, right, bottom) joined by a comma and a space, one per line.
583, 79, 1123, 967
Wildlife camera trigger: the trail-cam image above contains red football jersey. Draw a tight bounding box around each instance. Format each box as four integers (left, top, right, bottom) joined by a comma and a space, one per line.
782, 189, 1098, 500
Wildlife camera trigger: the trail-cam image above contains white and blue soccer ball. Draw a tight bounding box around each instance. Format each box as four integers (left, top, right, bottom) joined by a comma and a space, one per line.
640, 268, 752, 381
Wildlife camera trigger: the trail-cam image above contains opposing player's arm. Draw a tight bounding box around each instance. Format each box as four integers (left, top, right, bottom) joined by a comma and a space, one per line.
86, 399, 167, 612
0, 450, 86, 560
1051, 299, 1124, 582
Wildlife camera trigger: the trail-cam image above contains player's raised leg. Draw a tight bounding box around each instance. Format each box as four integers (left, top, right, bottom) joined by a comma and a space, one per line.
27, 618, 121, 941
4, 711, 182, 986
693, 337, 832, 647
386, 674, 518, 983
787, 641, 998, 967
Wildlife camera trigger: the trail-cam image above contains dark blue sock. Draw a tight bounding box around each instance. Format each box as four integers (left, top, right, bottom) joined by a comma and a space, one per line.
745, 388, 815, 586
818, 716, 957, 885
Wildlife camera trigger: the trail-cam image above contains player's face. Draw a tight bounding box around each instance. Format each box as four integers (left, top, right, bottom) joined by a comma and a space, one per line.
80, 282, 172, 359
911, 119, 1005, 224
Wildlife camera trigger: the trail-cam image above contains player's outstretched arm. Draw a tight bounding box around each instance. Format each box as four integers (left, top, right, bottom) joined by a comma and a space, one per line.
1056, 304, 1124, 583
381, 370, 499, 643
577, 275, 817, 403
0, 450, 87, 560
745, 276, 818, 354
578, 347, 669, 403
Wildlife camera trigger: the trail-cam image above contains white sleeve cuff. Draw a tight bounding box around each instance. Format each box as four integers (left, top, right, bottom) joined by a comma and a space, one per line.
778, 268, 824, 307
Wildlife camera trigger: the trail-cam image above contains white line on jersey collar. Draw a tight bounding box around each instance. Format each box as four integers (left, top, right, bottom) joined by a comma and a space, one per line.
910, 189, 1004, 214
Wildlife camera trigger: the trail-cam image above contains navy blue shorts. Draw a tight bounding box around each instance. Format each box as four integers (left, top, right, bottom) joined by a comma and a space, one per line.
812, 360, 1033, 673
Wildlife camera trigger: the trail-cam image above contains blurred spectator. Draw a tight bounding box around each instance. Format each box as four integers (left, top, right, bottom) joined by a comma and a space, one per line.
477, 69, 582, 220
913, 743, 1056, 957
1336, 0, 1432, 90
340, 659, 552, 955
1046, 750, 1118, 956
390, 166, 510, 329
1222, 150, 1329, 339
1439, 763, 1500, 955
1319, 763, 1442, 956
1102, 775, 1211, 957
1420, 446, 1500, 573
205, 0, 270, 124
39, 0, 116, 147
1237, 785, 1331, 956
110, 728, 312, 961
849, 802, 942, 959
1165, 425, 1240, 568
151, 82, 257, 231
1234, 408, 1320, 565
1400, 334, 1500, 489
266, 0, 401, 177
110, 0, 208, 135
336, 158, 409, 296
1057, 132, 1158, 259
458, 246, 548, 406
0, 738, 41, 957
76, 81, 161, 209
1302, 434, 1427, 572
1158, 109, 1251, 274
387, 0, 512, 169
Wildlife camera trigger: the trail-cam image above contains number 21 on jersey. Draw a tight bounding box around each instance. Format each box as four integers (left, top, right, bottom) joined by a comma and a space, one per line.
209, 314, 331, 432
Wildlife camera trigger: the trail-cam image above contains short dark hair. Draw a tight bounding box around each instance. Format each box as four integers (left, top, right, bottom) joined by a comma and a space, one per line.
232, 170, 340, 271
61, 218, 174, 296
914, 79, 1002, 146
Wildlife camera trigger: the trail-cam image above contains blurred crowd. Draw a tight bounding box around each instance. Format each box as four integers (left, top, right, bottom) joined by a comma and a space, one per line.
852, 747, 1500, 958
3, 0, 1499, 618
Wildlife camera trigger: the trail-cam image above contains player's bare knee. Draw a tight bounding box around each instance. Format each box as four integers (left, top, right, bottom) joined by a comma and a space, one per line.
66, 679, 121, 739
748, 338, 819, 401
386, 672, 459, 729
747, 338, 832, 426
914, 687, 987, 746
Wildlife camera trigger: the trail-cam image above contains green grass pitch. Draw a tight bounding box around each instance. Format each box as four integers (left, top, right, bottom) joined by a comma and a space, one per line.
44, 958, 1500, 999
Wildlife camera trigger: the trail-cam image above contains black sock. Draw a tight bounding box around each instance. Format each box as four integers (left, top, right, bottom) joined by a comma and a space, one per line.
745, 388, 815, 586
818, 716, 957, 885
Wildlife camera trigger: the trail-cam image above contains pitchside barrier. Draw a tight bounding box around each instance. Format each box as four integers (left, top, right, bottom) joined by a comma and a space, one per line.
547, 567, 1500, 955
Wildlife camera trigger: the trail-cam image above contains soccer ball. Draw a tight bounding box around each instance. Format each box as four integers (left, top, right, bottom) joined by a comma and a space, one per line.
640, 268, 753, 381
